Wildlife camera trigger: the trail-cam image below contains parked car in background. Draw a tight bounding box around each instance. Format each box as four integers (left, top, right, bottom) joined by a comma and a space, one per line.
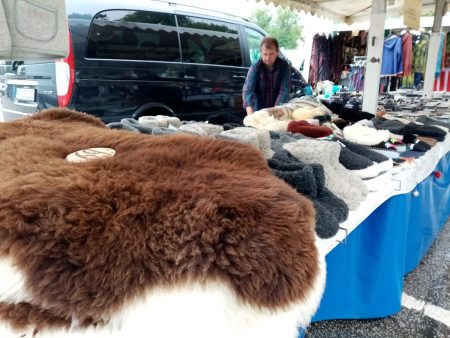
0, 0, 309, 123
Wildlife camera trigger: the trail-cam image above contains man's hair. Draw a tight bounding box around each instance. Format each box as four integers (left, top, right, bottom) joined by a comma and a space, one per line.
260, 37, 279, 51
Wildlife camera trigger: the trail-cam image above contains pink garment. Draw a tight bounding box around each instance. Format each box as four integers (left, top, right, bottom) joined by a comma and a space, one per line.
402, 33, 413, 77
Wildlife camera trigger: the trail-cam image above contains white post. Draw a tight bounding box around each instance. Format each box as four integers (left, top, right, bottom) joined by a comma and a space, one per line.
302, 31, 314, 81
423, 0, 446, 99
362, 0, 387, 114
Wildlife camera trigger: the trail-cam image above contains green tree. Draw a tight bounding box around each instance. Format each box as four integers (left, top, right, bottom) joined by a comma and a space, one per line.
249, 7, 302, 49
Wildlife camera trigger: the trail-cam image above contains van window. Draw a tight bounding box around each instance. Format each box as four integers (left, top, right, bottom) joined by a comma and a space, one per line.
86, 10, 180, 62
244, 28, 264, 65
177, 15, 242, 67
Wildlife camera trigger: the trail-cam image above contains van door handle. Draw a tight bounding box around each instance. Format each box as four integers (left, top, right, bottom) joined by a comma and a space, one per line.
232, 75, 246, 79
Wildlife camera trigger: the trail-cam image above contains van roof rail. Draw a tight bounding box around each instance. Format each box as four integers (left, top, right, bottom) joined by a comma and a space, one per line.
152, 0, 250, 23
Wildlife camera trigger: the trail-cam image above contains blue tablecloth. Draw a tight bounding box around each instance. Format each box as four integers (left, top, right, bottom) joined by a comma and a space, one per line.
312, 152, 450, 322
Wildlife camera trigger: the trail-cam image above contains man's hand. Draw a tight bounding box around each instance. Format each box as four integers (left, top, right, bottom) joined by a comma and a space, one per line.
246, 107, 254, 115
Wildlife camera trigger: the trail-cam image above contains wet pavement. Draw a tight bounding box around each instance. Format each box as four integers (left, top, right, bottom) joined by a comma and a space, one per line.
306, 217, 450, 338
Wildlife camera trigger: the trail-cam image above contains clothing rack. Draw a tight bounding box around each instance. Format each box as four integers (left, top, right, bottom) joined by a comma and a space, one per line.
349, 56, 367, 92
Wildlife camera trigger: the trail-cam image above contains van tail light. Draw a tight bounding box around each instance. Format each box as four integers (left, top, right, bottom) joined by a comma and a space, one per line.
56, 31, 75, 107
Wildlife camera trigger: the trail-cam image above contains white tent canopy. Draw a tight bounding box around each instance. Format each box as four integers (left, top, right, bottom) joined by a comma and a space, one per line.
258, 0, 448, 23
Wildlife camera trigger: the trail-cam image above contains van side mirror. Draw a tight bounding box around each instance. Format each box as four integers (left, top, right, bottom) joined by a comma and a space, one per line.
0, 0, 69, 60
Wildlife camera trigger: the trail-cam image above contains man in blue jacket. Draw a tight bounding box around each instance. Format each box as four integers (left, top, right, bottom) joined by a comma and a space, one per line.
242, 37, 291, 115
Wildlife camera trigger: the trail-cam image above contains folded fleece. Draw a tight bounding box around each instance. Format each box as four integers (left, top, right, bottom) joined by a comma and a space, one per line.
283, 139, 368, 210
343, 124, 391, 146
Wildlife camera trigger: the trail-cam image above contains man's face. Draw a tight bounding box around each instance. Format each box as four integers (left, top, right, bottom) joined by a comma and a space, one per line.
261, 45, 279, 69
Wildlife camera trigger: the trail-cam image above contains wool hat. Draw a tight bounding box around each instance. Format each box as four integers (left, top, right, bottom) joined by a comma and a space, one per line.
287, 120, 333, 138
269, 150, 348, 238
416, 115, 450, 131
283, 139, 368, 210
343, 124, 391, 146
336, 138, 393, 173
220, 127, 274, 159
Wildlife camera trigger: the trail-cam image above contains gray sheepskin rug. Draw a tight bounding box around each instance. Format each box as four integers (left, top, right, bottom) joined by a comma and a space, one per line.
0, 109, 325, 338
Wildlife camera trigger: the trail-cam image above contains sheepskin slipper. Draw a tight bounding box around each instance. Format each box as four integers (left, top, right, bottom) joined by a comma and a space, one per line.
336, 138, 393, 173
284, 139, 368, 210
220, 127, 274, 159
268, 150, 348, 238
416, 115, 450, 131
343, 124, 390, 146
338, 147, 380, 179
244, 109, 290, 131
0, 109, 325, 338
287, 121, 333, 138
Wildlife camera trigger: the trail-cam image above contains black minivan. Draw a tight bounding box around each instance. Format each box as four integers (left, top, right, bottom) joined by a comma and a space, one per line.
1, 0, 308, 123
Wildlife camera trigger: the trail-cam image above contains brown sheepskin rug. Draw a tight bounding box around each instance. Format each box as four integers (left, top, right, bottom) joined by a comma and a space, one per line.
0, 109, 324, 337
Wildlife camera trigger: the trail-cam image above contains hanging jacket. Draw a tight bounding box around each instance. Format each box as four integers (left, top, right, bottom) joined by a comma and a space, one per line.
381, 35, 403, 76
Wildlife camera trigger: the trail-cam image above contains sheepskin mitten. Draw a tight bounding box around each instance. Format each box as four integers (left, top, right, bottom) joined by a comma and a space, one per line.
220, 127, 274, 159
343, 124, 390, 146
416, 115, 450, 131
269, 150, 348, 238
338, 147, 380, 179
287, 121, 333, 138
284, 139, 368, 210
336, 138, 393, 173
138, 115, 181, 128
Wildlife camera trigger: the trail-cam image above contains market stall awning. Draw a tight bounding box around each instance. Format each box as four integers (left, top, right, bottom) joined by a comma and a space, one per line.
258, 0, 448, 23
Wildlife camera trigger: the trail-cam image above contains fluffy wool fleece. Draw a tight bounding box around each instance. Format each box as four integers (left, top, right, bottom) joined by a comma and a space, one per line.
0, 109, 325, 338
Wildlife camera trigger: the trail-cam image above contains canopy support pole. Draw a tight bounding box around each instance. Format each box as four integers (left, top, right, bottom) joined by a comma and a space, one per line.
362, 0, 387, 114
423, 0, 446, 99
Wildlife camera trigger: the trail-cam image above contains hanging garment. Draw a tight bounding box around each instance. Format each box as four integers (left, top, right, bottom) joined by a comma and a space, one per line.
381, 35, 403, 76
435, 32, 445, 79
401, 32, 413, 77
413, 36, 429, 74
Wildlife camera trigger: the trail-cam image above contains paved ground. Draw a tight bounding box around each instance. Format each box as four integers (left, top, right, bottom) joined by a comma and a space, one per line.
305, 217, 450, 338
